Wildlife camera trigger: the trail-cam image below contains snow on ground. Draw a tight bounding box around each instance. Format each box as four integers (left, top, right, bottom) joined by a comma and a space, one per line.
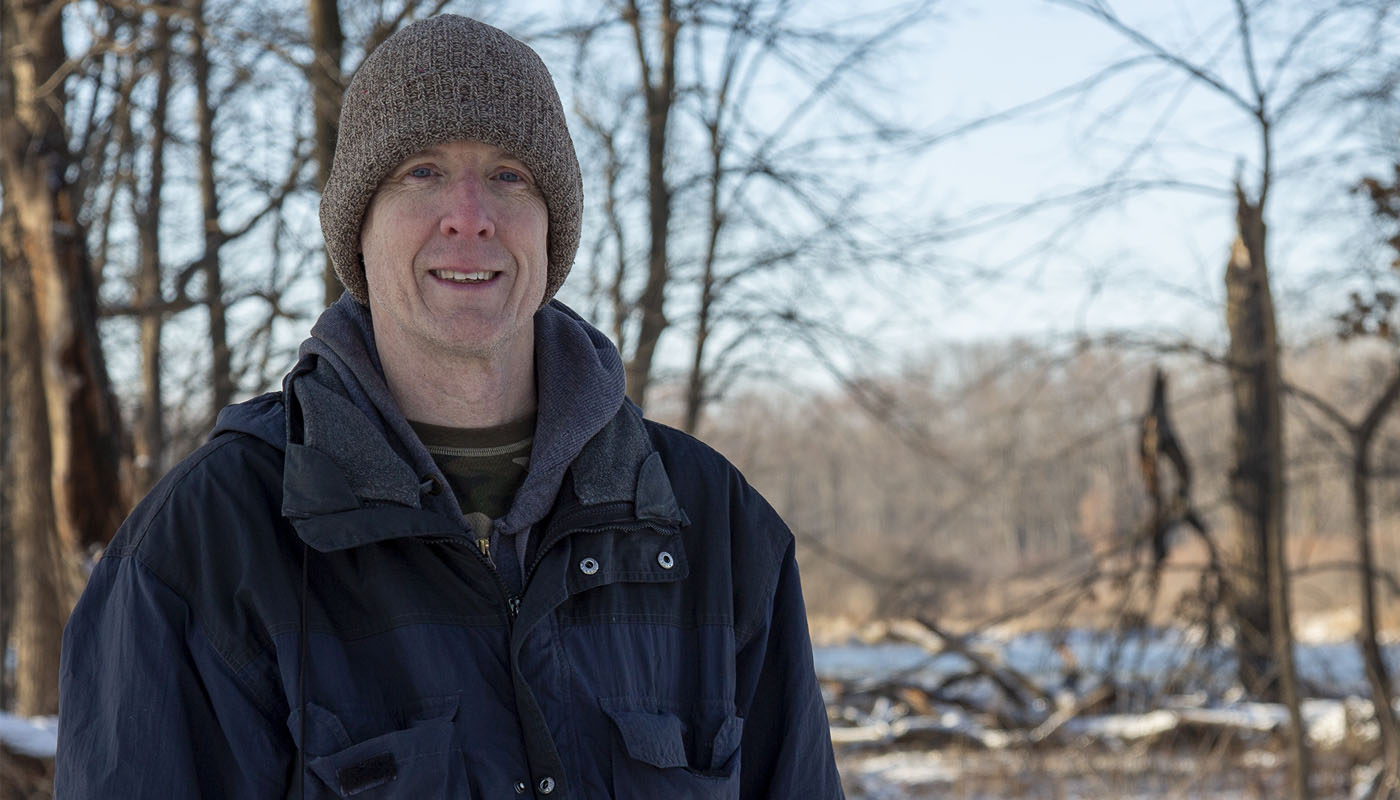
0, 712, 57, 759
822, 628, 1389, 797
839, 746, 1317, 800
1063, 697, 1371, 748
815, 626, 1400, 700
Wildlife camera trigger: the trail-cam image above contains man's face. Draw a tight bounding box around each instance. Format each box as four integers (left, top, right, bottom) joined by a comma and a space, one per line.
360, 140, 548, 366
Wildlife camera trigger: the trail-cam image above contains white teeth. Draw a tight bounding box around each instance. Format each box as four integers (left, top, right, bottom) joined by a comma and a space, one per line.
432, 269, 494, 283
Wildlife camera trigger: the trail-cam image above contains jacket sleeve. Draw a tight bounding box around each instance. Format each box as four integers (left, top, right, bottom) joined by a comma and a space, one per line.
735, 537, 845, 799
56, 549, 292, 798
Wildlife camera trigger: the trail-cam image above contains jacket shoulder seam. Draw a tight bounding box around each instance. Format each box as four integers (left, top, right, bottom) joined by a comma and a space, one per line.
121, 432, 275, 553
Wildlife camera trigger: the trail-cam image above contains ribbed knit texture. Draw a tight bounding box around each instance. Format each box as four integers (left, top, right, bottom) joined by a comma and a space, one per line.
320, 15, 582, 306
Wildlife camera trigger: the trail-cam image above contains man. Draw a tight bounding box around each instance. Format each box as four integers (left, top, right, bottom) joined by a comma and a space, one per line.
56, 14, 842, 799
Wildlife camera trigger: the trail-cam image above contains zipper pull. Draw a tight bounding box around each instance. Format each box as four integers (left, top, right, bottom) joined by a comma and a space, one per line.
508, 596, 521, 619
476, 537, 494, 565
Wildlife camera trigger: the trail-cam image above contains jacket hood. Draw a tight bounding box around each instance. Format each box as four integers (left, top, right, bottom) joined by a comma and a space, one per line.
214, 292, 631, 555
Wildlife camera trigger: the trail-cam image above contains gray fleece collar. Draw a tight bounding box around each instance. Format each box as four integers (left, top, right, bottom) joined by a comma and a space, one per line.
274, 292, 633, 549
495, 300, 625, 538
289, 295, 449, 519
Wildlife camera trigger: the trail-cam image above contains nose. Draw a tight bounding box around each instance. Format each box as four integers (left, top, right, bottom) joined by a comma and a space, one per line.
439, 175, 495, 240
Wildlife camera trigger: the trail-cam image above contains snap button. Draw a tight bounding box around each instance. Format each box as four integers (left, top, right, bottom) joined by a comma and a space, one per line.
658, 551, 674, 569
514, 780, 527, 794
538, 776, 556, 794
579, 557, 600, 575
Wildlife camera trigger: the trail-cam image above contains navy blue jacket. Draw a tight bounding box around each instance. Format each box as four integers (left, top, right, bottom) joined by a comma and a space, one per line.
56, 300, 842, 799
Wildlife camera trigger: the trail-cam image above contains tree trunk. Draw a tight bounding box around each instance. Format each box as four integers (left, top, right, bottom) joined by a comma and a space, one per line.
134, 18, 174, 493
1354, 368, 1400, 798
0, 203, 13, 711
0, 0, 128, 554
1223, 187, 1281, 698
0, 0, 125, 716
682, 111, 726, 435
308, 0, 344, 307
0, 258, 73, 716
623, 0, 678, 409
1224, 183, 1311, 797
191, 0, 234, 414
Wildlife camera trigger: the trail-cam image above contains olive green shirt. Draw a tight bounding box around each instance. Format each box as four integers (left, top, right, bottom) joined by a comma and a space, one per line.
409, 416, 534, 553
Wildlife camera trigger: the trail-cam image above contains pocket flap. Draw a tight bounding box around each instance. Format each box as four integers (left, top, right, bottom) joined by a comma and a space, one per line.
603, 707, 689, 769
307, 719, 454, 797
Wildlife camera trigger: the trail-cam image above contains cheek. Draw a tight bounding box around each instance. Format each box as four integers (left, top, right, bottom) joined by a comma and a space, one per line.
359, 225, 406, 305
359, 233, 387, 290
359, 207, 387, 268
359, 201, 418, 287
524, 206, 550, 271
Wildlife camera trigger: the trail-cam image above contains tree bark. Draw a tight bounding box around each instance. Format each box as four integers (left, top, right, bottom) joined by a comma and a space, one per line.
682, 113, 725, 434
623, 0, 678, 409
0, 0, 124, 715
0, 0, 128, 554
0, 202, 13, 711
1224, 183, 1311, 797
1223, 186, 1281, 698
191, 0, 234, 414
0, 257, 73, 717
133, 18, 174, 494
308, 0, 344, 307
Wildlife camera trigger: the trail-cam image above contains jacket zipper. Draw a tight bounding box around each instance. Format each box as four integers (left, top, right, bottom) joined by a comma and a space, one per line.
423, 536, 519, 623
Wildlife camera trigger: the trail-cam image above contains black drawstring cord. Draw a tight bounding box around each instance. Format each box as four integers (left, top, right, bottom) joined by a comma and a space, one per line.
298, 540, 309, 799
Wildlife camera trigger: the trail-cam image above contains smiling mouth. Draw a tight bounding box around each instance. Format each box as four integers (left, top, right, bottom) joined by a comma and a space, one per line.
430, 269, 497, 284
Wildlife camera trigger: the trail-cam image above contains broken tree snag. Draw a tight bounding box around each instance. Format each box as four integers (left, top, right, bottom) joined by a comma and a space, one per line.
1140, 368, 1179, 570
1225, 181, 1312, 798
1137, 369, 1214, 585
1223, 183, 1285, 702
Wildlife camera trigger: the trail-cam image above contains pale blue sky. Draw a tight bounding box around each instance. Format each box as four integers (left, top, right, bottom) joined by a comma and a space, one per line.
724, 0, 1396, 355
89, 0, 1396, 404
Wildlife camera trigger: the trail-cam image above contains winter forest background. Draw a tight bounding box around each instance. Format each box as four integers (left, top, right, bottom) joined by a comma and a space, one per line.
6, 0, 1400, 797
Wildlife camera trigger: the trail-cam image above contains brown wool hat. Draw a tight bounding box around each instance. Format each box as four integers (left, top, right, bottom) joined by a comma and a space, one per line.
320, 15, 582, 307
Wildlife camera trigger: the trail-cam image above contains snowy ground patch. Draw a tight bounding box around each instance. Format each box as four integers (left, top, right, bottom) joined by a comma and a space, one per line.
0, 712, 57, 759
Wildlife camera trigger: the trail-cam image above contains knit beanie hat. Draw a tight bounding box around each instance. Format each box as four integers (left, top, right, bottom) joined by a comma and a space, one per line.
320, 15, 582, 307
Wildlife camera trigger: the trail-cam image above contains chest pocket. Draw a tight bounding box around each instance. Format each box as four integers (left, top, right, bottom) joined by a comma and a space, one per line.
288, 695, 468, 798
602, 698, 743, 800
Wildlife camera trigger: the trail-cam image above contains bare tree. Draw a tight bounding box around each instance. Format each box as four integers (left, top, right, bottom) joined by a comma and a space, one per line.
617, 0, 678, 409
1281, 169, 1400, 799
191, 0, 236, 414
1224, 186, 1311, 794
132, 17, 177, 494
0, 261, 10, 710
0, 259, 73, 717
307, 0, 344, 307
0, 0, 125, 713
551, 0, 936, 423
0, 0, 128, 556
962, 2, 1400, 790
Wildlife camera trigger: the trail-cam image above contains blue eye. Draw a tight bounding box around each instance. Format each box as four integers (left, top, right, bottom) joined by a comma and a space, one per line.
497, 170, 523, 183
407, 166, 434, 178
